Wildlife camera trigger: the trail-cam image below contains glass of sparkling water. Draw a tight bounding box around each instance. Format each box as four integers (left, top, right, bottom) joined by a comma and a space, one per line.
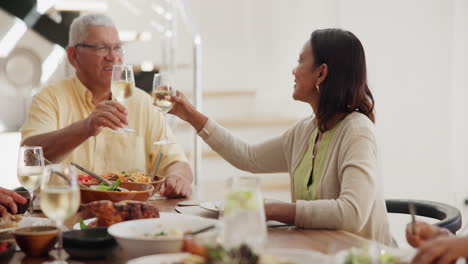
220, 176, 267, 254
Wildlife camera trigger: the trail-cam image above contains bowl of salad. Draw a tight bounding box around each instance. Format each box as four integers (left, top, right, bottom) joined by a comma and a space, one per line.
80, 179, 154, 204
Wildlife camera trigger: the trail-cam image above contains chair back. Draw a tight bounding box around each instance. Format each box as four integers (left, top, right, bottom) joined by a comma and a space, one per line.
385, 199, 462, 234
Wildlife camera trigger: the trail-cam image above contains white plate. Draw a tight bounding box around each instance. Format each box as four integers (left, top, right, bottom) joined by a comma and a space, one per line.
127, 248, 327, 264
264, 248, 329, 264
73, 218, 96, 230
334, 246, 417, 263
199, 198, 285, 213
108, 212, 219, 258
127, 253, 191, 264
0, 216, 55, 233
199, 200, 224, 213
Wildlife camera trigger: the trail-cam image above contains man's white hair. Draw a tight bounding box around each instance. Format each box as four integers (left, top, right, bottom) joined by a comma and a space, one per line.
69, 13, 116, 47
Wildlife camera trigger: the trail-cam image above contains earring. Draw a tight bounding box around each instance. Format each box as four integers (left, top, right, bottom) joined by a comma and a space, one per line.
316, 83, 320, 92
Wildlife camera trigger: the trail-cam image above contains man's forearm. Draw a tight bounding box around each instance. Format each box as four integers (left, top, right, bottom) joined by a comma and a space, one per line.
22, 120, 90, 163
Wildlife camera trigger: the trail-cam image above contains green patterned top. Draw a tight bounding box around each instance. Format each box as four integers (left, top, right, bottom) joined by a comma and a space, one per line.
293, 123, 341, 200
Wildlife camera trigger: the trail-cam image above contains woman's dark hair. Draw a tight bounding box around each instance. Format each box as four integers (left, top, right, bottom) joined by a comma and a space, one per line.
310, 28, 375, 131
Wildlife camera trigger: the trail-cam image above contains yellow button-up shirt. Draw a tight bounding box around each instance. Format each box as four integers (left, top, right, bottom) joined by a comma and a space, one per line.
21, 76, 188, 175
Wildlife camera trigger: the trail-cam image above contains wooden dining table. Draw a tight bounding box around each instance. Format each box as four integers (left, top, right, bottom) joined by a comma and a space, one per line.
6, 182, 371, 263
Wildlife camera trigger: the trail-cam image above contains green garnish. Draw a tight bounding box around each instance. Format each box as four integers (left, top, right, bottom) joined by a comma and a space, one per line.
90, 178, 122, 191
79, 218, 89, 229
109, 177, 122, 191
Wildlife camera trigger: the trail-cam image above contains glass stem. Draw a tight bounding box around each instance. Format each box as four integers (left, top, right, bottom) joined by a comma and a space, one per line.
29, 190, 34, 215
121, 100, 127, 129
57, 222, 63, 260
163, 112, 167, 141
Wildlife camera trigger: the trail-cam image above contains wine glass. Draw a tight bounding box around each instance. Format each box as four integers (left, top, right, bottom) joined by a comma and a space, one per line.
152, 73, 176, 145
40, 164, 80, 264
220, 176, 267, 254
111, 64, 136, 133
17, 146, 45, 215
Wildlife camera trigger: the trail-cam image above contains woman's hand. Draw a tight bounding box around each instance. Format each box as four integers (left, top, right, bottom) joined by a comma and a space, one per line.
169, 91, 208, 133
410, 236, 468, 264
168, 91, 197, 123
406, 221, 451, 248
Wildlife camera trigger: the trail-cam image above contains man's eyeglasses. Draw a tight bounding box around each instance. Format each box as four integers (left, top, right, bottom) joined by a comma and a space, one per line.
75, 43, 124, 56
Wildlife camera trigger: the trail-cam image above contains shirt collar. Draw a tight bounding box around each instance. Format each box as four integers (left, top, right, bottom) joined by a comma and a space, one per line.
72, 75, 94, 107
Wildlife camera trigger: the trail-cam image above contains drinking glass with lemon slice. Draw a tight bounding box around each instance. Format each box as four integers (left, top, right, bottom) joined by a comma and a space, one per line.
220, 176, 267, 254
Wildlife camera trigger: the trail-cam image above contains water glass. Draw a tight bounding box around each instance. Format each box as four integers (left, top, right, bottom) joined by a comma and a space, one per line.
220, 176, 267, 253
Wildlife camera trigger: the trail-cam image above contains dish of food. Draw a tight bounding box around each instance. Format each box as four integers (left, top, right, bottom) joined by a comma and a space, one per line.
335, 246, 416, 264
77, 200, 160, 227
107, 213, 218, 257
0, 215, 54, 233
0, 213, 23, 230
79, 171, 155, 185
80, 181, 154, 203
127, 247, 326, 264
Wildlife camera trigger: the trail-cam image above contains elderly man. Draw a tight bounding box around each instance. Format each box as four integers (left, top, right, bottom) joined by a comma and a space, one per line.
21, 14, 192, 197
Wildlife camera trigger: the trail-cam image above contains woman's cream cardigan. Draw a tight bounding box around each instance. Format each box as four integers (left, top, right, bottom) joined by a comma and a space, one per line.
197, 112, 393, 246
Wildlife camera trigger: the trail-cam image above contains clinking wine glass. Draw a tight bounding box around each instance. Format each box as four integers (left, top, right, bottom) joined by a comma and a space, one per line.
40, 164, 80, 264
152, 73, 176, 145
111, 64, 136, 133
17, 146, 45, 215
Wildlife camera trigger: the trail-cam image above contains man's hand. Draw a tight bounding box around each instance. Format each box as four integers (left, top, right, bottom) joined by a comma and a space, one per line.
160, 174, 192, 198
159, 162, 193, 198
406, 221, 451, 248
84, 101, 128, 136
411, 236, 468, 264
0, 187, 27, 216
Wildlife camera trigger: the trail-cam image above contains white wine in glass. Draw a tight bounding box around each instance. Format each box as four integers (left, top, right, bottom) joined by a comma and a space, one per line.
152, 73, 176, 145
111, 80, 134, 102
17, 146, 45, 215
153, 90, 174, 113
111, 64, 136, 133
40, 164, 80, 264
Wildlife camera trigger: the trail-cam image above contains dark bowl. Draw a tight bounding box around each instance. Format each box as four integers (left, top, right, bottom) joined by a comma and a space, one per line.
63, 227, 117, 260
13, 226, 58, 257
0, 242, 15, 264
14, 190, 31, 214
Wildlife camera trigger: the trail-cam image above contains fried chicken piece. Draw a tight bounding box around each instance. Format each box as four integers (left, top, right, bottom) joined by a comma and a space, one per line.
79, 200, 159, 227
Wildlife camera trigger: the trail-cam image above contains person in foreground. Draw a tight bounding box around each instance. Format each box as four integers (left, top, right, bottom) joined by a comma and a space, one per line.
20, 14, 192, 197
406, 221, 468, 264
0, 187, 26, 216
168, 28, 394, 245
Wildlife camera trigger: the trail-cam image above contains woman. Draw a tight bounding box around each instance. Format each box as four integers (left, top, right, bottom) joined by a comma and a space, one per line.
170, 28, 393, 245
406, 221, 468, 264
